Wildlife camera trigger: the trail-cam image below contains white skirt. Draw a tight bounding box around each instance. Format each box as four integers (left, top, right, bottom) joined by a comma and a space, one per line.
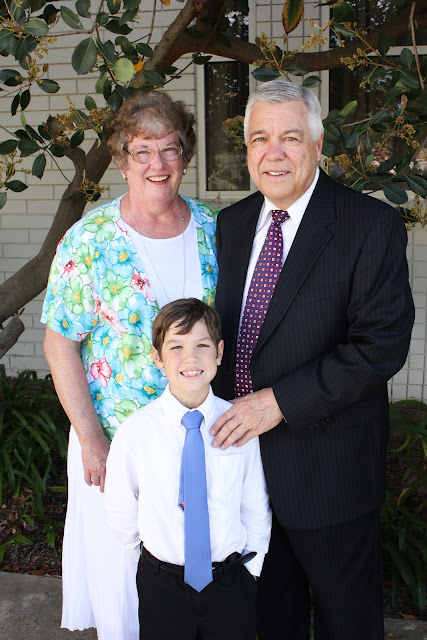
61, 427, 139, 640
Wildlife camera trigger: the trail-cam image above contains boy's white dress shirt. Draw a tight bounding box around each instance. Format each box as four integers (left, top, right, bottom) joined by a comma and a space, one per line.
104, 385, 271, 577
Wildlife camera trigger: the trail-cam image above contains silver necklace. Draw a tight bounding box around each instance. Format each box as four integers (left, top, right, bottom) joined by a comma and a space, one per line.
128, 198, 186, 303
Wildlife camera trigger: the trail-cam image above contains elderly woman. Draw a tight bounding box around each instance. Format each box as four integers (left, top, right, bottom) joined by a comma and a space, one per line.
41, 91, 218, 640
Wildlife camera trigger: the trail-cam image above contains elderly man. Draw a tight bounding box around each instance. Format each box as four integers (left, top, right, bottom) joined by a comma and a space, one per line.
211, 80, 414, 640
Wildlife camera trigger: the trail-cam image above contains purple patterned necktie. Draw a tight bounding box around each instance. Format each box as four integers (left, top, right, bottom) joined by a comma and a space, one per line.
234, 210, 289, 397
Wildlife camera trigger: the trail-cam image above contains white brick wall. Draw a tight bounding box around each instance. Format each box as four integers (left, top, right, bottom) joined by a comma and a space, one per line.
1, 1, 426, 402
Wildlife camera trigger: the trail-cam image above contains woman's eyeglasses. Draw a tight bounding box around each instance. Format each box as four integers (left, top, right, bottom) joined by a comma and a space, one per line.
125, 143, 183, 164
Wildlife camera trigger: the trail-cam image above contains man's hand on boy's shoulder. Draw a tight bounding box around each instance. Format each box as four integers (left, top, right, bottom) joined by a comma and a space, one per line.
209, 388, 283, 450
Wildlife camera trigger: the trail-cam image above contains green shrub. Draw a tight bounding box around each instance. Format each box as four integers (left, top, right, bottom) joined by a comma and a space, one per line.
381, 400, 427, 617
0, 365, 68, 506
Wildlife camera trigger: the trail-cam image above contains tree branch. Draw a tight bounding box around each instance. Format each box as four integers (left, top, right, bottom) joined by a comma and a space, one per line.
166, 3, 427, 72
0, 315, 25, 360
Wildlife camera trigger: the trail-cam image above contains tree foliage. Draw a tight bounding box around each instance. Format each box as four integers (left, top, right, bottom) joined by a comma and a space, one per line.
0, 0, 427, 356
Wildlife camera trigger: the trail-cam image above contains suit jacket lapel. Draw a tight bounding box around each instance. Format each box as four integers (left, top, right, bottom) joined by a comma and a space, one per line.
253, 171, 337, 356
223, 193, 263, 364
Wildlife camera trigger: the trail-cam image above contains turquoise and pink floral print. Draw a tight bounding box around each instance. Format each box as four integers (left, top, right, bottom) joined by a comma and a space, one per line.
41, 196, 218, 440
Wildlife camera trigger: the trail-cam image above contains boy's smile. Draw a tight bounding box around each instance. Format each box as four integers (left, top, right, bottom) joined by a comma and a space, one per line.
152, 319, 224, 408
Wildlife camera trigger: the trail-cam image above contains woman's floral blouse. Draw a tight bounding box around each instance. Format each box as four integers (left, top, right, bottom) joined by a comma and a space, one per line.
41, 196, 218, 440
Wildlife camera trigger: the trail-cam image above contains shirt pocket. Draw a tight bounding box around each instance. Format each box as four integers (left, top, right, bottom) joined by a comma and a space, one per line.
207, 452, 244, 512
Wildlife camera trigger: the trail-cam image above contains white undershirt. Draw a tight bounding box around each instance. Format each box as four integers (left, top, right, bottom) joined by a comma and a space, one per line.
124, 214, 202, 309
239, 168, 320, 326
104, 386, 272, 577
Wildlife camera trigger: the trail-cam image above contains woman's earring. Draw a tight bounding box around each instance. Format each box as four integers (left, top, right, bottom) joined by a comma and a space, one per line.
122, 172, 127, 180
183, 168, 187, 175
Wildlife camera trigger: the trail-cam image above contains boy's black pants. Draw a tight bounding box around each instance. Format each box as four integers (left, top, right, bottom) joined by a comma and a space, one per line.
136, 549, 257, 640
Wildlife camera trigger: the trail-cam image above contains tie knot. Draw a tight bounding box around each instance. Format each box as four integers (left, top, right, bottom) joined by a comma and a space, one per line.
271, 209, 289, 226
181, 410, 204, 431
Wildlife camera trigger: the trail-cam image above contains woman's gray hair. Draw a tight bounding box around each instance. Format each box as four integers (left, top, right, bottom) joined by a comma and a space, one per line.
244, 79, 324, 143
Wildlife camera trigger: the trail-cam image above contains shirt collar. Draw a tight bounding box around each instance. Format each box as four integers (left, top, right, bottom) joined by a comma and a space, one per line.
160, 384, 216, 429
258, 167, 320, 230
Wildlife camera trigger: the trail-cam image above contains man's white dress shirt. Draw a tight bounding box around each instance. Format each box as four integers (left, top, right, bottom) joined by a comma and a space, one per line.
104, 386, 271, 576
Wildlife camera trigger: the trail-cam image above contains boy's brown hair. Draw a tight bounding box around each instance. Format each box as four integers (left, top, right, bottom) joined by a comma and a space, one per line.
152, 298, 222, 356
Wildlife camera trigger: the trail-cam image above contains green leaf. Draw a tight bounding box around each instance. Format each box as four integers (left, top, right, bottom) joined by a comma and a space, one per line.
333, 1, 354, 22
75, 0, 90, 18
338, 100, 358, 119
118, 37, 138, 60
135, 42, 154, 58
38, 125, 51, 141
365, 154, 374, 168
285, 62, 307, 76
107, 0, 121, 14
96, 38, 116, 64
331, 21, 354, 38
371, 110, 390, 126
382, 183, 408, 205
104, 18, 131, 35
192, 53, 212, 65
400, 47, 414, 68
0, 192, 7, 210
115, 84, 132, 100
18, 138, 39, 156
27, 0, 46, 11
119, 8, 138, 25
72, 37, 97, 75
11, 94, 20, 117
123, 0, 139, 8
85, 95, 97, 111
102, 79, 112, 100
107, 88, 123, 111
405, 175, 427, 197
70, 128, 84, 148
421, 87, 427, 107
113, 57, 135, 82
0, 140, 18, 155
25, 17, 49, 36
321, 140, 336, 157
0, 29, 13, 52
383, 86, 403, 108
378, 156, 399, 173
5, 180, 28, 192
0, 69, 22, 86
252, 66, 281, 82
32, 153, 46, 178
364, 133, 372, 155
20, 88, 31, 111
60, 5, 84, 30
302, 75, 321, 88
96, 11, 109, 26
377, 32, 390, 57
49, 143, 65, 157
399, 70, 420, 90
16, 36, 38, 62
323, 122, 340, 144
36, 78, 60, 93
142, 69, 165, 86
282, 0, 304, 35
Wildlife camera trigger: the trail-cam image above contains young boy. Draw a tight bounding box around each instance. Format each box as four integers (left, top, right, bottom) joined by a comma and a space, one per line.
104, 298, 271, 640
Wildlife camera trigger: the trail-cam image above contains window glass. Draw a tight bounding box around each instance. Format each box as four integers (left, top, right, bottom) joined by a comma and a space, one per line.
204, 0, 250, 193
205, 61, 250, 192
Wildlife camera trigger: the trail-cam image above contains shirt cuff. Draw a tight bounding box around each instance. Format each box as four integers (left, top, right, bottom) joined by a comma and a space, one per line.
243, 553, 265, 577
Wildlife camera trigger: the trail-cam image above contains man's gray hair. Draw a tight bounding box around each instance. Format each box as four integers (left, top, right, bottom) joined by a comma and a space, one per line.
244, 79, 324, 143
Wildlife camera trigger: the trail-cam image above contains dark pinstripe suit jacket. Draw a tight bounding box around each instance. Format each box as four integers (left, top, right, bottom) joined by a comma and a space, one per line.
214, 170, 414, 530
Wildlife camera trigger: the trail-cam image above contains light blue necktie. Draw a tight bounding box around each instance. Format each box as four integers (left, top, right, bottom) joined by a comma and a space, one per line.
178, 410, 213, 592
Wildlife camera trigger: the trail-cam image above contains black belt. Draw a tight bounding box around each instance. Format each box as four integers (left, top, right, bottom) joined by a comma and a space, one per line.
142, 546, 256, 578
